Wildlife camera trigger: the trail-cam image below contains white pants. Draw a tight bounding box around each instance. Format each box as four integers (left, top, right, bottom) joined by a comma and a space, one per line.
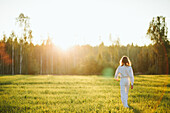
120, 77, 130, 107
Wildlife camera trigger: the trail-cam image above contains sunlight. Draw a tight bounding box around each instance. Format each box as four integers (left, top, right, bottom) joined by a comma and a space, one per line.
53, 39, 73, 51
59, 44, 72, 51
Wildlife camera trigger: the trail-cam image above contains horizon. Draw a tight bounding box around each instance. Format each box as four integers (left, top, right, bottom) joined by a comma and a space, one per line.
0, 0, 170, 49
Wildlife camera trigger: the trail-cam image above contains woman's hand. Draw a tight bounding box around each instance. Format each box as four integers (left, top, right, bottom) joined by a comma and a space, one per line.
115, 78, 119, 81
131, 85, 133, 89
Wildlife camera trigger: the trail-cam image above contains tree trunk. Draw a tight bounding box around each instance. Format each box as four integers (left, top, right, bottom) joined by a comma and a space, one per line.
2, 55, 4, 74
12, 42, 14, 75
40, 52, 42, 74
46, 49, 48, 74
20, 44, 22, 74
51, 51, 53, 74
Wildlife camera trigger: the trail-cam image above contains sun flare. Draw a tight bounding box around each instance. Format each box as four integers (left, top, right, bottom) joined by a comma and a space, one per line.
59, 44, 72, 51
53, 40, 73, 51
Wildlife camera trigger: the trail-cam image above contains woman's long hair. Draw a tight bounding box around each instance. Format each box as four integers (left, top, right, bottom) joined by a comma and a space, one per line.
119, 56, 131, 66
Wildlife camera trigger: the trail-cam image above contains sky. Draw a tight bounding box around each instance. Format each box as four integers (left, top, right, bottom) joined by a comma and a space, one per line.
0, 0, 170, 49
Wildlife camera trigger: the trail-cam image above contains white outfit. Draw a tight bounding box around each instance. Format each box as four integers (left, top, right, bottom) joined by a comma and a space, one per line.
114, 65, 134, 107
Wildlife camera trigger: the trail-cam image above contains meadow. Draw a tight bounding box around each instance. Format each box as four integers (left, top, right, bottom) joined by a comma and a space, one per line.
0, 75, 169, 113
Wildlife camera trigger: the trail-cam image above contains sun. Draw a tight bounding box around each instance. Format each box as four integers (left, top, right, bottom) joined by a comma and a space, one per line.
53, 39, 73, 51
59, 44, 72, 51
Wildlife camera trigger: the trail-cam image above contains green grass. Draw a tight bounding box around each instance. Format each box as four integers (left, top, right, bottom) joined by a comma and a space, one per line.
0, 75, 169, 113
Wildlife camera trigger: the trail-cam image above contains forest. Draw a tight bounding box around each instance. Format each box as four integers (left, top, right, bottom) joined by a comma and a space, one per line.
0, 14, 169, 75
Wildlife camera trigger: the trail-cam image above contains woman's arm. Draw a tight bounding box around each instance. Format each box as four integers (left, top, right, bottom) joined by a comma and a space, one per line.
114, 66, 120, 80
129, 67, 134, 85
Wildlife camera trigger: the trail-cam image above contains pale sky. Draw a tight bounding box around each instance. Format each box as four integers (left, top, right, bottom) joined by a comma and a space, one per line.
0, 0, 170, 49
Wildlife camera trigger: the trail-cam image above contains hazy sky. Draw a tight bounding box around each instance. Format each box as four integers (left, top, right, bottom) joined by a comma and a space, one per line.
0, 0, 170, 49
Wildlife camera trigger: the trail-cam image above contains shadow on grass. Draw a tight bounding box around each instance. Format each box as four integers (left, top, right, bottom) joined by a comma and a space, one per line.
0, 75, 34, 86
129, 105, 141, 113
0, 75, 15, 76
0, 81, 13, 85
167, 83, 170, 87
0, 89, 4, 92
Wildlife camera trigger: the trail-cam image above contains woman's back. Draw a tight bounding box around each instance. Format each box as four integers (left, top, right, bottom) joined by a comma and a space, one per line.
117, 65, 133, 78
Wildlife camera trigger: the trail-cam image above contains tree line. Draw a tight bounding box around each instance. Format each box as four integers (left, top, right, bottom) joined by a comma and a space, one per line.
0, 14, 169, 75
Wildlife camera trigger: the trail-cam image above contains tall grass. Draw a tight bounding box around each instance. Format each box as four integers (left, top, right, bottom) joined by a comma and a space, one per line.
0, 75, 169, 113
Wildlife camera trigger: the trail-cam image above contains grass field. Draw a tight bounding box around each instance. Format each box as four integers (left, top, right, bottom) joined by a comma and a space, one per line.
0, 75, 169, 113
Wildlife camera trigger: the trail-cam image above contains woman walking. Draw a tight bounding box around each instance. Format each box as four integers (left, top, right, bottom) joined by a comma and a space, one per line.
114, 56, 134, 108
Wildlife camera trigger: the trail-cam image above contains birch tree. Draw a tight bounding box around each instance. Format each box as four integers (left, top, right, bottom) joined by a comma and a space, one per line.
10, 32, 15, 75
16, 13, 30, 74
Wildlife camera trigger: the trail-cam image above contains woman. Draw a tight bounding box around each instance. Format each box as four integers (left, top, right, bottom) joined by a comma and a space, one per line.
114, 56, 134, 108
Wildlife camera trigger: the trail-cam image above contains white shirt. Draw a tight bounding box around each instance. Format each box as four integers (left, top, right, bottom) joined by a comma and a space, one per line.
114, 65, 134, 85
